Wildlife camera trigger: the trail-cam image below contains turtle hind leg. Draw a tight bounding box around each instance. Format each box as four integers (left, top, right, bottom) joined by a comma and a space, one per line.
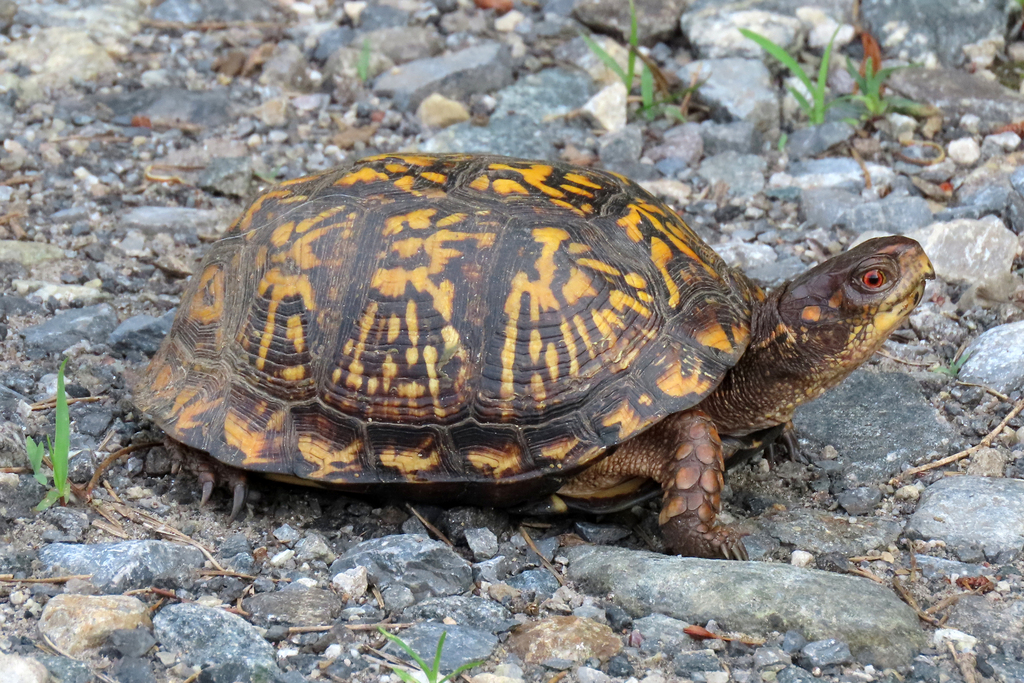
167, 439, 251, 521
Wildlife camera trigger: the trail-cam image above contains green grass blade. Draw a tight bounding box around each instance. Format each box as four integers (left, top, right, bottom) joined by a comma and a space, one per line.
431, 632, 446, 680
53, 359, 70, 499
379, 628, 432, 675
815, 27, 839, 123
357, 38, 371, 82
739, 28, 812, 93
26, 437, 47, 485
579, 32, 627, 84
640, 64, 654, 109
785, 84, 813, 118
34, 488, 61, 512
439, 661, 484, 683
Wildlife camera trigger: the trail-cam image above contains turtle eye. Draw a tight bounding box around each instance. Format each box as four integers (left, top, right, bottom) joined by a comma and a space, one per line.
861, 269, 886, 289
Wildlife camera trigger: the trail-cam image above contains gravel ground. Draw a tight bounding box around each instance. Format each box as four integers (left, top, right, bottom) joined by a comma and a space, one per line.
1, 0, 1024, 682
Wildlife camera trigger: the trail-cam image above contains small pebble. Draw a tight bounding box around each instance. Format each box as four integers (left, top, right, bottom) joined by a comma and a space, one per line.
790, 550, 814, 567
948, 138, 981, 165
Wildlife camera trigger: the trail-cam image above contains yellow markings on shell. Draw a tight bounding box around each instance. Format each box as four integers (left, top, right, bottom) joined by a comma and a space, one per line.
564, 172, 603, 189
236, 190, 290, 234
172, 388, 209, 430
469, 175, 490, 191
467, 449, 520, 478
336, 166, 389, 186
500, 228, 569, 399
380, 441, 441, 476
344, 301, 378, 390
383, 208, 437, 236
492, 178, 529, 195
224, 407, 285, 459
488, 163, 565, 198
406, 300, 420, 347
397, 381, 426, 398
638, 393, 653, 406
382, 353, 398, 392
650, 237, 680, 308
562, 268, 596, 305
531, 373, 547, 402
694, 322, 733, 353
270, 222, 295, 247
278, 173, 319, 187
529, 329, 543, 364
545, 343, 560, 381
625, 272, 647, 288
656, 358, 712, 398
386, 163, 409, 174
406, 346, 419, 366
393, 175, 418, 194
560, 184, 594, 198
568, 242, 591, 254
572, 314, 596, 359
296, 205, 351, 234
616, 205, 644, 242
801, 305, 822, 322
286, 315, 305, 353
602, 400, 642, 439
332, 368, 342, 383
549, 199, 587, 216
608, 290, 651, 318
388, 314, 401, 343
298, 436, 362, 477
190, 264, 225, 325
281, 366, 305, 381
421, 171, 447, 184
577, 258, 621, 277
559, 320, 580, 376
436, 212, 467, 227
422, 344, 443, 415
540, 436, 579, 461
254, 270, 315, 370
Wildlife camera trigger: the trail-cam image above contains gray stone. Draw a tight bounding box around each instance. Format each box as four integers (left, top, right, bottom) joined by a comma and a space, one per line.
598, 125, 644, 174
633, 613, 701, 655
679, 58, 779, 134
836, 487, 882, 515
472, 555, 509, 583
573, 0, 687, 46
107, 310, 175, 356
948, 595, 1024, 657
913, 555, 987, 580
22, 304, 119, 357
680, 6, 802, 60
648, 124, 704, 167
93, 87, 234, 128
373, 41, 513, 111
121, 207, 220, 235
363, 26, 445, 65
152, 0, 282, 22
507, 568, 561, 598
786, 122, 855, 159
800, 638, 852, 667
313, 26, 355, 61
888, 69, 1024, 127
383, 588, 414, 612
383, 622, 498, 675
793, 370, 957, 482
781, 157, 895, 193
906, 477, 1024, 563
198, 157, 253, 198
759, 508, 903, 556
572, 521, 631, 545
153, 603, 277, 673
674, 650, 723, 675
835, 195, 934, 234
700, 121, 762, 155
423, 68, 593, 159
38, 541, 205, 594
567, 545, 925, 668
243, 589, 342, 627
754, 646, 791, 669
800, 188, 863, 229
777, 666, 816, 683
71, 405, 113, 437
403, 595, 516, 634
986, 654, 1024, 681
698, 151, 766, 198
860, 0, 1005, 68
465, 527, 499, 561
713, 241, 778, 270
0, 241, 65, 266
958, 321, 1024, 395
357, 3, 409, 29
328, 534, 472, 602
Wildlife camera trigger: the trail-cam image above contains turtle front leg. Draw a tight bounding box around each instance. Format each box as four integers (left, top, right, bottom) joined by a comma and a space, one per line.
557, 409, 747, 559
657, 411, 747, 560
167, 439, 250, 521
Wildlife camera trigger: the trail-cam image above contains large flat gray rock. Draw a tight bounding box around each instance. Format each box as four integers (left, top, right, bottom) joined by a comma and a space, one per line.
888, 69, 1024, 126
566, 545, 925, 668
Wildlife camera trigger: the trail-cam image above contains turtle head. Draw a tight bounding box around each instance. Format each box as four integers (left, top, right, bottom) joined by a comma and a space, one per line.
775, 235, 934, 366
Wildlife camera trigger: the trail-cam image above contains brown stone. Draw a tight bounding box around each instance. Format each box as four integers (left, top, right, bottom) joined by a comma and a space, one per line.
506, 615, 622, 664
38, 594, 152, 656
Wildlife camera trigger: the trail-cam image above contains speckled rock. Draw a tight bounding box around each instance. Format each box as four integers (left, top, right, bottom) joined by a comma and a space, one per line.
506, 616, 622, 664
958, 321, 1024, 395
679, 58, 779, 134
573, 0, 687, 45
38, 594, 152, 656
383, 622, 498, 674
38, 541, 205, 594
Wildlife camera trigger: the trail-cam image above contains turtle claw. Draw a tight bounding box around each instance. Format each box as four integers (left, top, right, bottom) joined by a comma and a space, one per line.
200, 479, 214, 507
228, 481, 247, 522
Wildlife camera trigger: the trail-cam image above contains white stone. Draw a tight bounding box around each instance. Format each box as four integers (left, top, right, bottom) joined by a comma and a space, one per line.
712, 241, 777, 270
343, 1, 366, 24
575, 35, 632, 87
934, 628, 977, 652
908, 216, 1019, 294
966, 448, 1007, 478
948, 137, 981, 165
983, 131, 1021, 152
886, 113, 917, 141
963, 36, 1005, 69
894, 485, 921, 501
639, 179, 692, 205
795, 8, 855, 49
790, 550, 814, 567
332, 565, 369, 598
705, 673, 730, 683
0, 654, 49, 683
581, 82, 627, 133
494, 10, 525, 32
681, 10, 803, 60
577, 667, 612, 683
269, 549, 295, 567
14, 279, 111, 305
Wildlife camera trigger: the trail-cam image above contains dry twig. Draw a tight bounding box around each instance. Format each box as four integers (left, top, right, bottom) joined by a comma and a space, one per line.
519, 526, 566, 587
406, 504, 453, 546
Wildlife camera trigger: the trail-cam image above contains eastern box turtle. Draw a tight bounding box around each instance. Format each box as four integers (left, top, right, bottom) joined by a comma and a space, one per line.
134, 153, 934, 558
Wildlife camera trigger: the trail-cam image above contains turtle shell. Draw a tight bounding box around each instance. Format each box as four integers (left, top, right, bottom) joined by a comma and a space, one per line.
133, 154, 758, 505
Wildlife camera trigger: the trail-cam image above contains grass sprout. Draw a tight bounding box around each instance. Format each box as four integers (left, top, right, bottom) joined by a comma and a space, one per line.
377, 627, 482, 683
26, 358, 72, 511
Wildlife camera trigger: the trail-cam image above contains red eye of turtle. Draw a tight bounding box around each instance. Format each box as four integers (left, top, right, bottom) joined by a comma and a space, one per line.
861, 269, 886, 289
